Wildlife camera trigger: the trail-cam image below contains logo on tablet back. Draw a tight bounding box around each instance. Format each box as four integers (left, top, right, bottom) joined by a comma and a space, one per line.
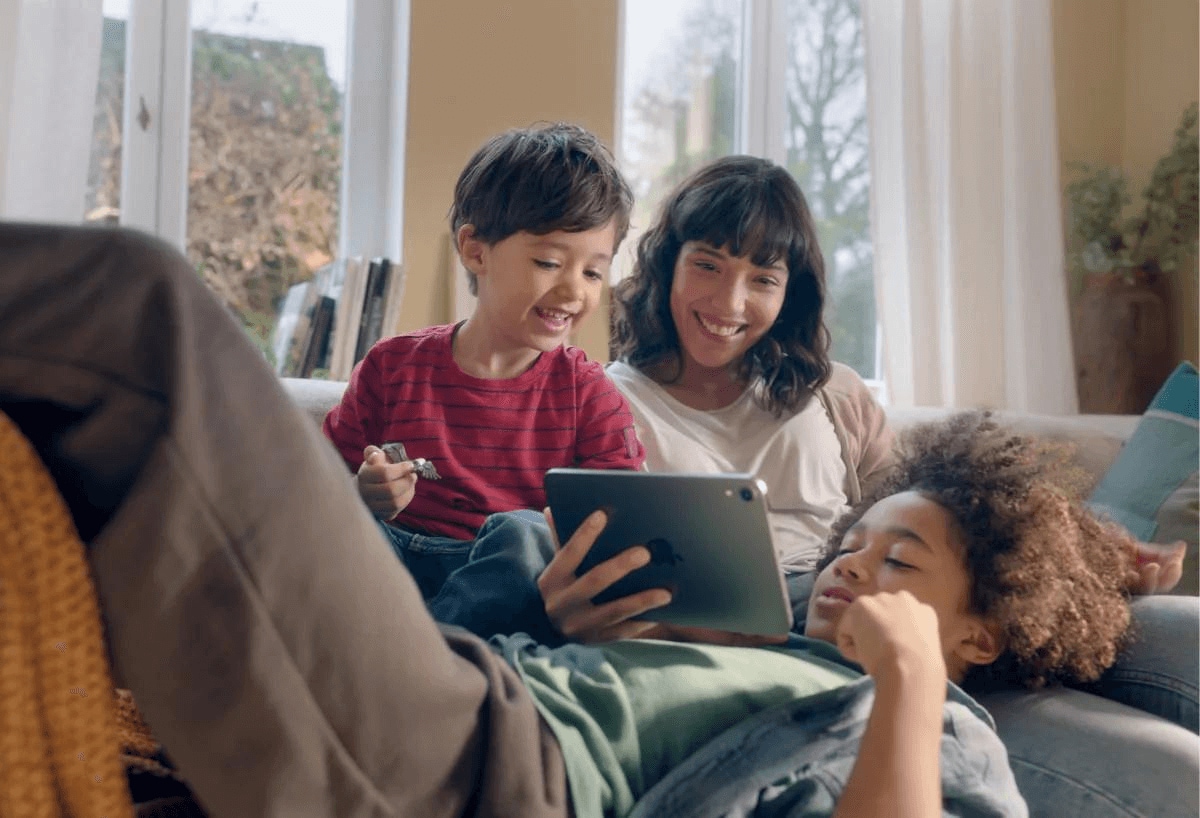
646, 538, 684, 567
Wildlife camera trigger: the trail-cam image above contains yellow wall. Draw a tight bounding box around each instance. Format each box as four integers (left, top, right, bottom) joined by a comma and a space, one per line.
1053, 0, 1200, 365
1052, 0, 1126, 169
400, 0, 620, 361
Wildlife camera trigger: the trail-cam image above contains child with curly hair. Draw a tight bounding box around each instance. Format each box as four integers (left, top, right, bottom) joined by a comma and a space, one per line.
809, 410, 1133, 690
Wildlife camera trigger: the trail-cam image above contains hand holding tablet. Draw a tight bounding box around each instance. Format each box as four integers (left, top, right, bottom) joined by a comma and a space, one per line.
543, 469, 793, 636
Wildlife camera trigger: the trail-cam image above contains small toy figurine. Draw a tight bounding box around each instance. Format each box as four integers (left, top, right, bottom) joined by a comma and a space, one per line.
380, 442, 442, 480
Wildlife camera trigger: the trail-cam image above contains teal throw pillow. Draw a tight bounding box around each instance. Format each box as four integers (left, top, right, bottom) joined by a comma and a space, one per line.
1088, 362, 1199, 593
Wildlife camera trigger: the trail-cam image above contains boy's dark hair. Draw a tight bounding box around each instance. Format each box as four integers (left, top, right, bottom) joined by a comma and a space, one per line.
821, 412, 1133, 689
449, 122, 633, 295
609, 156, 831, 415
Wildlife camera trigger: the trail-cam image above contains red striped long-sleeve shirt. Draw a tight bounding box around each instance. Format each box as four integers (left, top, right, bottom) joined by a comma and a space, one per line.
323, 324, 645, 539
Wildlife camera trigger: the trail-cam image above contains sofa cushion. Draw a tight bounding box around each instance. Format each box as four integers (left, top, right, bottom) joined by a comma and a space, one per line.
1089, 364, 1199, 537
282, 377, 346, 428
1087, 363, 1200, 594
886, 407, 1137, 486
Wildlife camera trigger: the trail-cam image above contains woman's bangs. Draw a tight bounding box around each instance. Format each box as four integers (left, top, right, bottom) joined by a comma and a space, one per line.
676, 181, 803, 270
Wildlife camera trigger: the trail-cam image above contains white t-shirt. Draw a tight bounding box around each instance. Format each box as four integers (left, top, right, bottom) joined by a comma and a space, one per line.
606, 362, 848, 573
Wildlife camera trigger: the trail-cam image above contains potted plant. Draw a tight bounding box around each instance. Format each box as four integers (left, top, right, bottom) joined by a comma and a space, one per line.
1065, 102, 1198, 414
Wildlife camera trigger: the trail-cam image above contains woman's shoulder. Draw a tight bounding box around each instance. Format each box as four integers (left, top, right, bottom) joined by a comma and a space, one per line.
817, 362, 888, 426
816, 363, 895, 494
818, 363, 888, 422
821, 362, 874, 400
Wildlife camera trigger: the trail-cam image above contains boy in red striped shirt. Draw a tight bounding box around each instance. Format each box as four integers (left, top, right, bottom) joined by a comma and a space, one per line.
323, 123, 645, 636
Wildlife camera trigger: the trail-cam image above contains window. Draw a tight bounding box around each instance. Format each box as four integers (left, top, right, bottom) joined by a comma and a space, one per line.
85, 1, 128, 225
780, 0, 874, 380
619, 0, 877, 380
85, 0, 409, 369
619, 0, 744, 259
187, 0, 348, 358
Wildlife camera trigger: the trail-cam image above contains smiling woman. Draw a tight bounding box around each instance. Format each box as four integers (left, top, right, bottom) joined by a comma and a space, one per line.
611, 156, 832, 417
618, 0, 877, 378
667, 241, 789, 397
597, 156, 880, 598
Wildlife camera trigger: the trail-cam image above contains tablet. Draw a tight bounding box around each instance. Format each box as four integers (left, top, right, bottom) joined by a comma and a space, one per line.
543, 468, 793, 636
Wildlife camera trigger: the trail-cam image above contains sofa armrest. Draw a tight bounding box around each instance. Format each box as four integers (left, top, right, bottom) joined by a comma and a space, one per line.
281, 377, 348, 428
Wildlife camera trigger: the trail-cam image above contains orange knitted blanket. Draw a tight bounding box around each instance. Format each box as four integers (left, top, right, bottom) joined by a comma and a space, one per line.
0, 410, 138, 818
114, 689, 174, 778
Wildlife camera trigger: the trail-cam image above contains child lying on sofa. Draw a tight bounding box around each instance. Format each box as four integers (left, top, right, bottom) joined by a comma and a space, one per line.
481, 410, 1134, 817
0, 223, 1188, 818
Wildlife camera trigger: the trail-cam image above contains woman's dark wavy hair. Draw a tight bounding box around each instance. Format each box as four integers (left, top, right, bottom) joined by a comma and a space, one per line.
610, 156, 831, 415
818, 412, 1133, 689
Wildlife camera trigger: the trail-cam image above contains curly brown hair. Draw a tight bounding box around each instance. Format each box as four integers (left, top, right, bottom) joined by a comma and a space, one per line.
820, 412, 1134, 689
609, 156, 831, 415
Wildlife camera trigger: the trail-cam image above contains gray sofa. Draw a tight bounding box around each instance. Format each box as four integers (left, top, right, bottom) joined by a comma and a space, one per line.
282, 376, 1198, 595
281, 375, 1199, 817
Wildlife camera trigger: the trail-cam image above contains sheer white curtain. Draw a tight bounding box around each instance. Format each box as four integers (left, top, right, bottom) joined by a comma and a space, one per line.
0, 0, 103, 222
862, 0, 1077, 412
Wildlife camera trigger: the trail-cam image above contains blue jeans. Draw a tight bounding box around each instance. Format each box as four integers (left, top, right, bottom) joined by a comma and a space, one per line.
379, 510, 561, 644
377, 520, 474, 601
978, 595, 1199, 818
1084, 595, 1199, 731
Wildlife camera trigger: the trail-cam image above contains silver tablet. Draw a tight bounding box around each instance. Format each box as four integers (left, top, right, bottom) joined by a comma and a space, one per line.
544, 469, 793, 636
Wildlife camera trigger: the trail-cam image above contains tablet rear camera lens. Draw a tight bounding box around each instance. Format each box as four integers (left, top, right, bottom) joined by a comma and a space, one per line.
739, 487, 754, 502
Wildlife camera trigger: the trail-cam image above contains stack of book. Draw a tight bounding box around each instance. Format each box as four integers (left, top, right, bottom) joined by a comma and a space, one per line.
273, 257, 405, 380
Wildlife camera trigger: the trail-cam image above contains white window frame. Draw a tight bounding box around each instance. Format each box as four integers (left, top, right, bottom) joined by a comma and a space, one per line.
114, 0, 408, 262
119, 0, 191, 246
739, 0, 787, 160
340, 0, 410, 262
